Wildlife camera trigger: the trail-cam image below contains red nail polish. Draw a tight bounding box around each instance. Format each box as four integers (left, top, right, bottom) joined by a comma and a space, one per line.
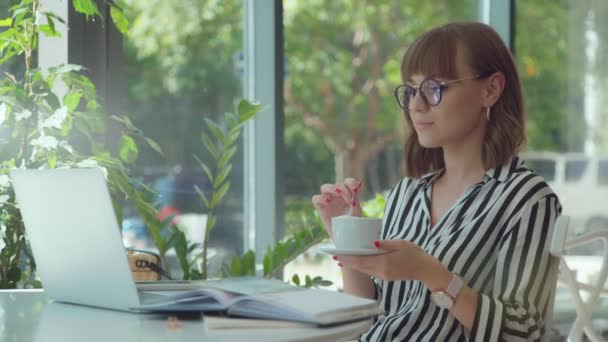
335, 188, 342, 193
324, 197, 332, 203
373, 240, 380, 248
353, 188, 359, 193
352, 200, 356, 206
332, 255, 338, 260
338, 262, 343, 267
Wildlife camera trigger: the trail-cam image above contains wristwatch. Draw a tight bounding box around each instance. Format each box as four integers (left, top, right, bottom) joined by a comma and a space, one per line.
430, 273, 464, 309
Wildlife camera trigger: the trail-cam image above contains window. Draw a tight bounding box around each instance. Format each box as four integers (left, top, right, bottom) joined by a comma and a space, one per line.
121, 0, 245, 277
564, 160, 588, 182
598, 159, 608, 185
282, 0, 478, 290
517, 0, 608, 333
0, 1, 27, 163
525, 159, 557, 182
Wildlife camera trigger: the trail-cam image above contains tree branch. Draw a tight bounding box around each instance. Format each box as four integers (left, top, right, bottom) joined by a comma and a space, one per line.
284, 83, 341, 150
364, 132, 398, 162
365, 30, 383, 144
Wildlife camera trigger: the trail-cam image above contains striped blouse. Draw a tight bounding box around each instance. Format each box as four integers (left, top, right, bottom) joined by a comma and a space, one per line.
360, 157, 561, 341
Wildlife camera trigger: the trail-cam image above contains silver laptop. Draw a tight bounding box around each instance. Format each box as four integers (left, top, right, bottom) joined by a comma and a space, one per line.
11, 168, 199, 312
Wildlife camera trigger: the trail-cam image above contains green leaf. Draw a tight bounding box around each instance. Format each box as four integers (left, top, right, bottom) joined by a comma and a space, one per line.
7, 266, 21, 284
207, 214, 217, 232
194, 155, 213, 183
144, 137, 163, 156
44, 14, 58, 34
291, 274, 300, 286
194, 185, 209, 208
0, 18, 12, 27
241, 251, 256, 276
218, 146, 237, 169
110, 6, 129, 35
237, 99, 263, 123
165, 231, 178, 249
203, 118, 224, 142
111, 115, 139, 133
211, 181, 230, 208
119, 135, 138, 164
305, 275, 312, 288
49, 64, 84, 75
43, 11, 66, 24
47, 150, 57, 168
39, 24, 61, 37
73, 0, 100, 18
63, 92, 82, 111
226, 130, 241, 146
202, 134, 217, 159
214, 163, 232, 189
225, 112, 239, 129
11, 7, 28, 24
230, 255, 242, 276
276, 242, 287, 259
263, 254, 273, 276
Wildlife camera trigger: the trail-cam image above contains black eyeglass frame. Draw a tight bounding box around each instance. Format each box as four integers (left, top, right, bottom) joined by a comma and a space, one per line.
393, 71, 494, 110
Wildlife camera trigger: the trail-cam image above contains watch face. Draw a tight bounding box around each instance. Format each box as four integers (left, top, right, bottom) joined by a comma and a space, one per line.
431, 292, 454, 309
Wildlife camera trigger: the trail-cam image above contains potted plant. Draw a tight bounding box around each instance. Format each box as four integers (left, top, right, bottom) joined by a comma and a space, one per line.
0, 0, 166, 288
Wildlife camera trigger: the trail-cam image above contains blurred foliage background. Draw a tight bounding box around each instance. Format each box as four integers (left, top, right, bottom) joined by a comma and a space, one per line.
3, 0, 607, 263
115, 0, 603, 207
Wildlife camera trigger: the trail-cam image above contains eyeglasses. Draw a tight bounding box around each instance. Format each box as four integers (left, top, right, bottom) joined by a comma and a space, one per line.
394, 74, 483, 110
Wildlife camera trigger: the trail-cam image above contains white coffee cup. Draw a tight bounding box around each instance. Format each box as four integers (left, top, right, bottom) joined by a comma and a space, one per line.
331, 215, 382, 250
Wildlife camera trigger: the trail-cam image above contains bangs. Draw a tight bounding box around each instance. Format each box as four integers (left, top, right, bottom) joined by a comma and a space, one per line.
401, 28, 460, 81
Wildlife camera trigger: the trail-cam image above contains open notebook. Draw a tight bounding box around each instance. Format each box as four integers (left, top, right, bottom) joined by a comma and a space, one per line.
141, 277, 384, 326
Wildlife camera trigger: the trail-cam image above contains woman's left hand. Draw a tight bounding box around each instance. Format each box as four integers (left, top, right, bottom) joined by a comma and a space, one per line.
335, 240, 444, 282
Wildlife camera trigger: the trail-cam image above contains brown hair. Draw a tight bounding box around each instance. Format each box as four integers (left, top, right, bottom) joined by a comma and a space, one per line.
401, 22, 525, 178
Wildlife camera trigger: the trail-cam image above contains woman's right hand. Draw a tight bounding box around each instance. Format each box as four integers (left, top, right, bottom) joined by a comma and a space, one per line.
312, 178, 363, 239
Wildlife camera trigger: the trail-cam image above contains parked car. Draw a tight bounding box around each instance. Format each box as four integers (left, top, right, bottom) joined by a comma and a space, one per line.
522, 151, 608, 239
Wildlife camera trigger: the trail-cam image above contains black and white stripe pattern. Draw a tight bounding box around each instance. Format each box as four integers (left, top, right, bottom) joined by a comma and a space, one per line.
359, 157, 561, 341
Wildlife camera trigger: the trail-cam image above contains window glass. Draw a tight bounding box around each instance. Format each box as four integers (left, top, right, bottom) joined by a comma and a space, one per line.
122, 0, 244, 278
518, 0, 608, 330
283, 0, 478, 290
0, 0, 27, 122
564, 160, 588, 182
598, 159, 608, 185
524, 159, 557, 182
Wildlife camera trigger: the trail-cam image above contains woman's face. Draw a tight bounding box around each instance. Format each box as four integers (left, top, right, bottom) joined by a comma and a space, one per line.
407, 47, 487, 149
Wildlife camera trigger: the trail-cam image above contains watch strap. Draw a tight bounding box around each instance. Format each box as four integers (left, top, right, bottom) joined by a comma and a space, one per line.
444, 273, 464, 299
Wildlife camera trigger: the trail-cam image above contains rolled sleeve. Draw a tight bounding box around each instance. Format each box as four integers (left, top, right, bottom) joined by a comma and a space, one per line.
469, 195, 560, 341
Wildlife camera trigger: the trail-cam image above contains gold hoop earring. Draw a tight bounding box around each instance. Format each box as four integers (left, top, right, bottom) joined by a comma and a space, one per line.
486, 106, 491, 121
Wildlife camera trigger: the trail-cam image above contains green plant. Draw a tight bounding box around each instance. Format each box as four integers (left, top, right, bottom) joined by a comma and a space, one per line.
0, 0, 337, 289
168, 99, 260, 280
362, 193, 386, 218
225, 191, 387, 287
0, 0, 164, 288
167, 102, 333, 287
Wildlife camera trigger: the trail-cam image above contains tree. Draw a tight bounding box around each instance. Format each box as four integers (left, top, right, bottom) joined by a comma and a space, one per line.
124, 0, 243, 169
283, 0, 476, 195
516, 0, 583, 152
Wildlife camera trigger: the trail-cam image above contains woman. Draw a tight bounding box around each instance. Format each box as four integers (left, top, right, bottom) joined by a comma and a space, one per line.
312, 22, 561, 341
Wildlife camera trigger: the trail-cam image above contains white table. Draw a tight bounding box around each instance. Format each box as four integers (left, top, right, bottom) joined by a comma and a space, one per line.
0, 290, 370, 342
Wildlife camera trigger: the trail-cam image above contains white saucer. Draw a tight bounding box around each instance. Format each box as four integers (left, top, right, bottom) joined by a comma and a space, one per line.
319, 247, 387, 256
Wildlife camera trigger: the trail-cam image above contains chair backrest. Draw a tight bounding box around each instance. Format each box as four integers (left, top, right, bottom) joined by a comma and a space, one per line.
545, 215, 571, 341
